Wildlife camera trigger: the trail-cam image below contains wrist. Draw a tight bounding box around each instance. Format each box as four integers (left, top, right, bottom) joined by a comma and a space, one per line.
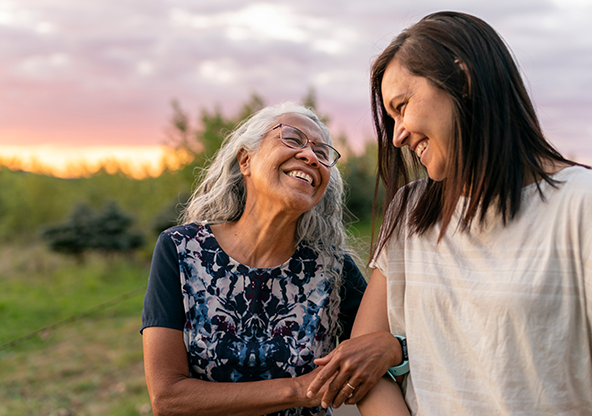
287, 374, 316, 408
386, 332, 402, 367
387, 334, 409, 378
277, 376, 302, 409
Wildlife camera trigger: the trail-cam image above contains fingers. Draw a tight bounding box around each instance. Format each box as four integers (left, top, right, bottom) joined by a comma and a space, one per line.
322, 377, 373, 409
309, 332, 401, 408
344, 378, 374, 406
319, 363, 364, 408
307, 357, 359, 409
331, 380, 358, 408
317, 350, 388, 408
313, 349, 334, 366
306, 356, 340, 399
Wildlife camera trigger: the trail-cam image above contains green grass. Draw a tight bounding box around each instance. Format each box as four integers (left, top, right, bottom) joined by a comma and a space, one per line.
0, 243, 152, 415
0, 312, 151, 416
0, 243, 151, 347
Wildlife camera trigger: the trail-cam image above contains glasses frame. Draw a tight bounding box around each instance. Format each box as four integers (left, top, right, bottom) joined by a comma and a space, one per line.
268, 123, 341, 167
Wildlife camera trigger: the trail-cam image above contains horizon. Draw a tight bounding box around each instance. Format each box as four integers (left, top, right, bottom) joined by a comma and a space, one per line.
0, 144, 189, 179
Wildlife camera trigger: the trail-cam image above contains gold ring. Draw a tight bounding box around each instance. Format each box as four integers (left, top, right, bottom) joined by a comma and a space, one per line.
346, 382, 356, 390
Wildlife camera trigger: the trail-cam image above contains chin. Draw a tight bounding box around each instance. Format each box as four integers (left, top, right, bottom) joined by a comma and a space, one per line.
427, 172, 446, 182
425, 165, 447, 182
285, 198, 318, 215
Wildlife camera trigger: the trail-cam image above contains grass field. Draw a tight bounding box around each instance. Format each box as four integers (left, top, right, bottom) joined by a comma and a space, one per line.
0, 221, 375, 416
0, 243, 152, 416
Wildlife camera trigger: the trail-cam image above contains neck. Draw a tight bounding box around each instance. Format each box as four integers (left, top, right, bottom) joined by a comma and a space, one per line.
210, 211, 299, 269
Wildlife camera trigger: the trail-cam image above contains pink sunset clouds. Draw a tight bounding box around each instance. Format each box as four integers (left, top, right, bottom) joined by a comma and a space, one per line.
0, 0, 591, 166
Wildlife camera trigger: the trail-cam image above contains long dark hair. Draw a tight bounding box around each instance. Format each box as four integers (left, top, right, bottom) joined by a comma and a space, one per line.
371, 11, 577, 257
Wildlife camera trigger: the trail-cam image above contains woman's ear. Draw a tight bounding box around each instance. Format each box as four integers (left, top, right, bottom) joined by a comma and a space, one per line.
455, 59, 471, 100
238, 149, 251, 176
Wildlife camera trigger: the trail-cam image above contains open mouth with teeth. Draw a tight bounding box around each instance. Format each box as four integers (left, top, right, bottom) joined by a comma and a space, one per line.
415, 140, 429, 159
286, 170, 314, 186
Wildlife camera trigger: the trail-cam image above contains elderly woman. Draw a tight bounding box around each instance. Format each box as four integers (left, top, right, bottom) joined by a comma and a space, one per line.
307, 11, 592, 416
141, 102, 367, 416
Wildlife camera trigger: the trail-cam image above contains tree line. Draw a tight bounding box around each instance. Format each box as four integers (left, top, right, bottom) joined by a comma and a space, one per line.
0, 91, 381, 260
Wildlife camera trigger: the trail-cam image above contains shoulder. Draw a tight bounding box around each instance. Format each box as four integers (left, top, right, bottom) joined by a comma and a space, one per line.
557, 166, 592, 189
162, 223, 212, 249
393, 178, 428, 201
342, 253, 361, 276
519, 166, 592, 230
386, 178, 428, 218
163, 222, 201, 240
545, 166, 592, 203
342, 253, 367, 289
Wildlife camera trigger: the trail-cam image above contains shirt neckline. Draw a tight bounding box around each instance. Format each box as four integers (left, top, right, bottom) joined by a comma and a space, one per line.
202, 223, 301, 271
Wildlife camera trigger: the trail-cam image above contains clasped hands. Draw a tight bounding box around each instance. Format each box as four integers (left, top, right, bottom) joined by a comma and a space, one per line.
305, 331, 402, 409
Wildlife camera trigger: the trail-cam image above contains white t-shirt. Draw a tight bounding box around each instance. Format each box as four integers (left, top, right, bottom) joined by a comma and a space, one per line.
372, 166, 592, 415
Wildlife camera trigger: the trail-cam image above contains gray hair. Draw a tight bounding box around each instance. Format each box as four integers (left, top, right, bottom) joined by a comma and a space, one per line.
181, 102, 353, 301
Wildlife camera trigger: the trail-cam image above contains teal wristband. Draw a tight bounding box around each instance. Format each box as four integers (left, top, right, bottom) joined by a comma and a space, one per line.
386, 334, 409, 379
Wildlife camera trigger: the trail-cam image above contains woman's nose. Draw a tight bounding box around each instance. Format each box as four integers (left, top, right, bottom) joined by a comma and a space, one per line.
296, 145, 320, 167
392, 122, 408, 148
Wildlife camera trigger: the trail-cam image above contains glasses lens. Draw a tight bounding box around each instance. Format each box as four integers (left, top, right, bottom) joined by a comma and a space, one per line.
313, 144, 334, 165
280, 125, 306, 148
279, 124, 340, 167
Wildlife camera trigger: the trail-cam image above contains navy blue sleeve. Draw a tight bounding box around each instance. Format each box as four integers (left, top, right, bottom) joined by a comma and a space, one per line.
338, 254, 367, 341
140, 232, 185, 334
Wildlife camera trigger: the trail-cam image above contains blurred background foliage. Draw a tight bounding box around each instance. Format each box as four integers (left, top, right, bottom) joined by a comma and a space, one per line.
0, 90, 381, 247
0, 91, 381, 416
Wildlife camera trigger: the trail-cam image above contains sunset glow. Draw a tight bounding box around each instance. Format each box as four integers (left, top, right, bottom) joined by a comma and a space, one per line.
0, 145, 191, 179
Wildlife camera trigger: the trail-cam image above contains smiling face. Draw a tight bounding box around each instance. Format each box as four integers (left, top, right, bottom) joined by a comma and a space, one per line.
381, 58, 455, 182
238, 112, 331, 218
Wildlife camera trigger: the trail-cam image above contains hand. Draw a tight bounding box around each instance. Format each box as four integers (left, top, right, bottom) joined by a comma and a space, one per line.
292, 366, 337, 408
306, 331, 401, 409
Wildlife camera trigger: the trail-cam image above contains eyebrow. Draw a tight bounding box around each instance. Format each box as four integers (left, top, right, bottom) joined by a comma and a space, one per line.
285, 124, 327, 144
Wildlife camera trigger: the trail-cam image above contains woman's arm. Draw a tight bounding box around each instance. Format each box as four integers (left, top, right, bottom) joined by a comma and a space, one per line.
356, 376, 409, 416
143, 327, 331, 416
306, 268, 409, 414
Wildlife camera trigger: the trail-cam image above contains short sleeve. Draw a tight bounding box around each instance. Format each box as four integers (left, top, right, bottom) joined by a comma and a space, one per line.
338, 254, 367, 340
140, 232, 185, 333
369, 239, 389, 276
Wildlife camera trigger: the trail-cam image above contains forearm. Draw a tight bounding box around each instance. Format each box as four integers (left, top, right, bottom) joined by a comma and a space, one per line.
307, 269, 403, 408
144, 327, 322, 416
150, 375, 309, 416
357, 377, 410, 416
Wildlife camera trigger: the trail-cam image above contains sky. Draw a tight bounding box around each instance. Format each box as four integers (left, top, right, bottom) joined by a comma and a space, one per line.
1, 0, 592, 175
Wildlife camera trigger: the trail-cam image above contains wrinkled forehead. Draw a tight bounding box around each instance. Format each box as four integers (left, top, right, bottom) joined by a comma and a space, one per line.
273, 113, 328, 144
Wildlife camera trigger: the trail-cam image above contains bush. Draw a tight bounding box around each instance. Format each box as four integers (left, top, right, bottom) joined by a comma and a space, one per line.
41, 202, 144, 262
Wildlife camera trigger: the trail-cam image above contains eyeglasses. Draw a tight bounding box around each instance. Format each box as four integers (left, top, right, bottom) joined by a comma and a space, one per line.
268, 123, 341, 167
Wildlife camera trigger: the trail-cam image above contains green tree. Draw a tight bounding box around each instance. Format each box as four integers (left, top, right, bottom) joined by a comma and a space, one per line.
92, 201, 144, 254
301, 86, 332, 126
338, 139, 384, 223
41, 201, 144, 262
167, 93, 266, 166
40, 203, 96, 263
161, 93, 266, 200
